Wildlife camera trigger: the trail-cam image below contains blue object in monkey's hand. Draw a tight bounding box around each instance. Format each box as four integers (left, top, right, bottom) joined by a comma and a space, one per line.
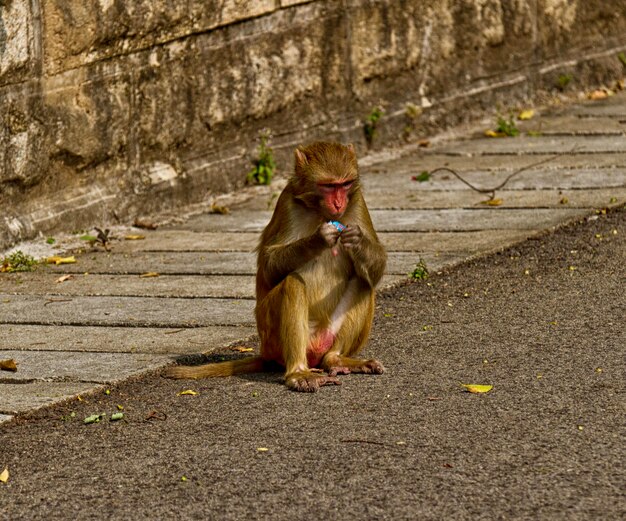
328, 220, 347, 232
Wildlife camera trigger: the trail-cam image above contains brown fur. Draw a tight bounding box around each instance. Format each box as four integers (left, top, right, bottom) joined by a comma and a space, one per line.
165, 142, 387, 392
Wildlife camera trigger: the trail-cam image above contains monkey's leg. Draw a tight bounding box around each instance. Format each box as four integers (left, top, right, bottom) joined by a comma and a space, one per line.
321, 282, 384, 376
259, 274, 341, 392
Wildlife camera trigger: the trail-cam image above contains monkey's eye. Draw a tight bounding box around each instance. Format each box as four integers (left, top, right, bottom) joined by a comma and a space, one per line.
318, 181, 354, 192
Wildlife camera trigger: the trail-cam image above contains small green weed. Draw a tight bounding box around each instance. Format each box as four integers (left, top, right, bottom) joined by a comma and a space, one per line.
364, 107, 384, 147
247, 131, 276, 185
79, 227, 111, 251
1, 250, 38, 273
409, 258, 429, 281
557, 73, 572, 91
495, 114, 519, 137
618, 52, 626, 67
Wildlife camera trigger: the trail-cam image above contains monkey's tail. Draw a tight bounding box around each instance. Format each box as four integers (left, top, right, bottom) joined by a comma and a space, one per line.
164, 356, 265, 379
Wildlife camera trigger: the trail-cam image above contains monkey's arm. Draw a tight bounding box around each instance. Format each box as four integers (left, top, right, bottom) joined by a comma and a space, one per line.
340, 196, 387, 287
260, 223, 339, 287
342, 227, 387, 288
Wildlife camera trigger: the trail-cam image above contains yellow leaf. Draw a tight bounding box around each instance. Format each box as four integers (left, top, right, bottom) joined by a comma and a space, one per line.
140, 272, 160, 278
209, 204, 230, 215
588, 89, 609, 100
480, 198, 503, 206
0, 359, 17, 372
231, 346, 254, 353
461, 384, 493, 394
257, 447, 269, 452
0, 467, 9, 484
484, 129, 505, 138
518, 109, 535, 120
125, 235, 146, 240
47, 256, 76, 265
177, 389, 198, 396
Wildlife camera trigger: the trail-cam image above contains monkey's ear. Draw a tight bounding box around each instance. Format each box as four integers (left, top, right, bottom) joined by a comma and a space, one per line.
295, 148, 308, 168
346, 143, 356, 156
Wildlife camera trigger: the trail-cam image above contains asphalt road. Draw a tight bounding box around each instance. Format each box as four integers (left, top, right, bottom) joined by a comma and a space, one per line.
1, 208, 624, 520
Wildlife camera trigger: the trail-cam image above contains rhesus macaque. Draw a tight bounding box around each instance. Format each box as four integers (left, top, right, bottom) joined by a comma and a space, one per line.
166, 142, 387, 392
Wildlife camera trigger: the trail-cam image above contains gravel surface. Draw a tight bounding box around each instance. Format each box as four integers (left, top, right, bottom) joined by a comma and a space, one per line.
1, 208, 624, 521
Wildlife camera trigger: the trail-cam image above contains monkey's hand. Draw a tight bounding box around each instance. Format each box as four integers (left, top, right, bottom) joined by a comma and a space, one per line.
318, 222, 341, 248
340, 224, 363, 250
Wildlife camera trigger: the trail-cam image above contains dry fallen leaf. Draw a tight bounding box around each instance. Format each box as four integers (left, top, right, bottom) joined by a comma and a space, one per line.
588, 89, 609, 100
257, 447, 269, 452
140, 272, 160, 278
209, 204, 230, 215
518, 109, 535, 120
480, 198, 503, 206
0, 359, 17, 372
484, 129, 506, 138
461, 384, 493, 394
177, 389, 198, 396
125, 235, 146, 241
56, 274, 74, 283
0, 467, 9, 483
133, 218, 158, 230
47, 256, 76, 265
231, 346, 254, 353
418, 139, 431, 148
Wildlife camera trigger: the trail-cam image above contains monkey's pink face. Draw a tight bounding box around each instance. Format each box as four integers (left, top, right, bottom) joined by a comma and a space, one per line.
318, 180, 354, 218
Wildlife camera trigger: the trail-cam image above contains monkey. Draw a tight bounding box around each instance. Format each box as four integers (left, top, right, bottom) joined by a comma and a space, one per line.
165, 141, 387, 392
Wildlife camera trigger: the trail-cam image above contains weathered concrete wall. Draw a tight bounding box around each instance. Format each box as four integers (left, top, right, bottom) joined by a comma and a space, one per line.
1, 0, 626, 249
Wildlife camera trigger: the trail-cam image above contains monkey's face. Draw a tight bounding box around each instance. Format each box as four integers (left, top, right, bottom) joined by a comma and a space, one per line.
317, 180, 354, 219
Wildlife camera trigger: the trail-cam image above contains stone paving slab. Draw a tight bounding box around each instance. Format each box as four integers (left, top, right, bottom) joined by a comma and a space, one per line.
0, 382, 102, 415
0, 350, 170, 384
0, 274, 404, 300
364, 168, 626, 192
33, 249, 450, 277
42, 252, 258, 275
371, 153, 626, 174
0, 295, 256, 327
373, 208, 589, 232
380, 230, 539, 253
366, 188, 626, 210
0, 325, 256, 354
170, 208, 590, 233
0, 274, 257, 298
517, 115, 624, 135
438, 135, 626, 156
571, 101, 626, 118
113, 232, 260, 253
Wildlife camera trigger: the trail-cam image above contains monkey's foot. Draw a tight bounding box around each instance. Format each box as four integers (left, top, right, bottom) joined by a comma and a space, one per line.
323, 357, 385, 375
327, 366, 351, 377
285, 371, 342, 393
353, 359, 385, 374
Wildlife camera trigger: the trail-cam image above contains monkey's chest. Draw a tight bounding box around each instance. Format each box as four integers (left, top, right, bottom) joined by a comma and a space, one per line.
298, 248, 352, 316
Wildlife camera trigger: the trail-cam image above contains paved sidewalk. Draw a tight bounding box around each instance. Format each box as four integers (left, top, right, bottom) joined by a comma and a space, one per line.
1, 92, 626, 422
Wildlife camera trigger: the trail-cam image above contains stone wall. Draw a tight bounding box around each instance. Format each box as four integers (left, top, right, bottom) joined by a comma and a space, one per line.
1, 0, 626, 249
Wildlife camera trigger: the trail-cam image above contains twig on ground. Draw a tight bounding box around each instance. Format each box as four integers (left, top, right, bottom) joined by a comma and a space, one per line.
422, 149, 577, 201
